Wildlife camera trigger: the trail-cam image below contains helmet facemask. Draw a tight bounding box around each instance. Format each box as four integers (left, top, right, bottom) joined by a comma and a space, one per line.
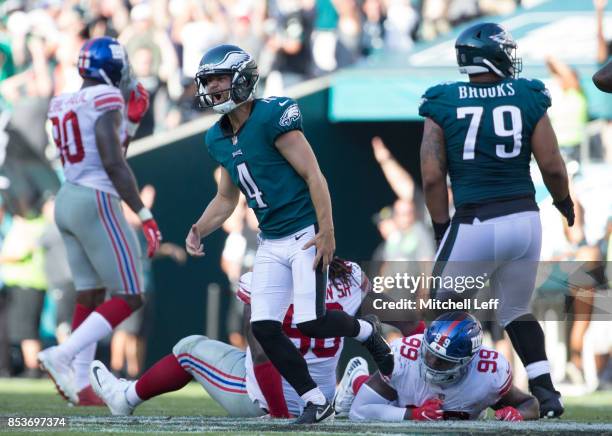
420, 340, 474, 386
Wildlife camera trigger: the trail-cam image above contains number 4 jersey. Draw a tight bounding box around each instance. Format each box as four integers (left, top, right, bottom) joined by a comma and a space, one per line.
238, 262, 365, 416
419, 78, 551, 209
48, 84, 127, 197
388, 335, 512, 420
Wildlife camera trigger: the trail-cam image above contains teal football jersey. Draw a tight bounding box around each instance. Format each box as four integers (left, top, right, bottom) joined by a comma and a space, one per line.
205, 97, 317, 238
419, 78, 551, 208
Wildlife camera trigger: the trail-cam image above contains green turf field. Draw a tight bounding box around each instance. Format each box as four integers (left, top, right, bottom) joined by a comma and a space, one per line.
1, 378, 612, 435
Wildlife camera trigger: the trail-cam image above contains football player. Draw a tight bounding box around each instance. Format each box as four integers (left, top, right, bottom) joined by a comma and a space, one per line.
183, 44, 393, 424
335, 312, 540, 422
90, 259, 400, 418
418, 23, 572, 417
38, 37, 161, 405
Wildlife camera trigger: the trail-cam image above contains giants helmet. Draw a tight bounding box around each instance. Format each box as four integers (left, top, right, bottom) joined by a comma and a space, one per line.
421, 312, 483, 385
455, 22, 522, 78
194, 44, 259, 114
78, 37, 133, 95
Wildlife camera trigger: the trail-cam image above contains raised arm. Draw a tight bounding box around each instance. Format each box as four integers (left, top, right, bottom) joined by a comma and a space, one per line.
596, 0, 609, 64
275, 130, 335, 270
372, 136, 415, 201
419, 118, 450, 243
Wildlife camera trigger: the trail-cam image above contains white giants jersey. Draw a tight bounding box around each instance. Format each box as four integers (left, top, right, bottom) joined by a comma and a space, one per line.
48, 84, 127, 197
387, 334, 512, 420
239, 262, 366, 416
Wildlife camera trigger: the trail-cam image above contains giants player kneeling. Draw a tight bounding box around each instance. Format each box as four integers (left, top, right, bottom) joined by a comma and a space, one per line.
89, 259, 374, 417
335, 312, 539, 421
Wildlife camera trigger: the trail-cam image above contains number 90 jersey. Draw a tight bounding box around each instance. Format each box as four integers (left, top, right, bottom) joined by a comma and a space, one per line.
47, 84, 127, 197
419, 78, 551, 208
239, 262, 365, 416
388, 335, 512, 420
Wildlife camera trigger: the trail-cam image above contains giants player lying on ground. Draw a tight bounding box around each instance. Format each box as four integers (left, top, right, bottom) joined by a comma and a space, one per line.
90, 259, 415, 417
334, 312, 539, 421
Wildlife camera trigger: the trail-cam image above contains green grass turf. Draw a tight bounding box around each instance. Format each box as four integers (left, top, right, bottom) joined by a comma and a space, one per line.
1, 378, 612, 435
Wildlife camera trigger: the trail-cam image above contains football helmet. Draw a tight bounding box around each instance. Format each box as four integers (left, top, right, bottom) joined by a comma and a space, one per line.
455, 22, 522, 78
78, 37, 134, 98
420, 311, 483, 385
194, 44, 259, 114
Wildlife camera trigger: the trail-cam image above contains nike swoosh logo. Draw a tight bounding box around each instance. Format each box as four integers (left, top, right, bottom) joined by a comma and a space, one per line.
93, 366, 103, 387
295, 232, 307, 240
279, 100, 289, 107
315, 404, 331, 421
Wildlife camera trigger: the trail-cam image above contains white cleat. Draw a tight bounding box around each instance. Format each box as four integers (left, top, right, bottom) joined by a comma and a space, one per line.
37, 346, 78, 404
333, 357, 369, 417
89, 360, 135, 416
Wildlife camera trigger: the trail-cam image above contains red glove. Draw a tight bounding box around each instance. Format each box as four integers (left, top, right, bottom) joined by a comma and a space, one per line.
409, 398, 444, 421
142, 218, 161, 258
127, 82, 149, 136
495, 406, 523, 421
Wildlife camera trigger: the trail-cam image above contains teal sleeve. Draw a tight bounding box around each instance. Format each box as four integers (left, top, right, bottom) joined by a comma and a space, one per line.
524, 78, 552, 122
267, 98, 303, 142
418, 84, 450, 127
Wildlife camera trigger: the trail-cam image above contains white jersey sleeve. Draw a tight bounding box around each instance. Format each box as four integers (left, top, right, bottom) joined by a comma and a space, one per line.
48, 84, 127, 196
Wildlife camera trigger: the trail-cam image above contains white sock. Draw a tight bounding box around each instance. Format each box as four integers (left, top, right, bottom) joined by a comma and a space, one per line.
526, 360, 551, 379
301, 387, 326, 406
125, 382, 143, 407
73, 343, 97, 391
57, 312, 112, 359
355, 320, 373, 342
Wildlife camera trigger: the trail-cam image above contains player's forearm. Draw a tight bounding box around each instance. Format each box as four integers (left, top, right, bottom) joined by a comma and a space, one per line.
423, 180, 450, 224
194, 194, 238, 238
307, 172, 334, 231
540, 165, 570, 203
105, 163, 146, 214
593, 61, 612, 92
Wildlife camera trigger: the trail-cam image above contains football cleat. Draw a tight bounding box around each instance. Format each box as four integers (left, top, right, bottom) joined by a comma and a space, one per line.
89, 360, 135, 416
294, 400, 335, 424
333, 357, 369, 417
361, 314, 394, 376
530, 384, 564, 418
37, 347, 78, 404
77, 385, 105, 406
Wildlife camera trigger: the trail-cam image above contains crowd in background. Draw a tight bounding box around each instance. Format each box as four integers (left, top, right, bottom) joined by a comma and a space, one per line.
0, 0, 610, 397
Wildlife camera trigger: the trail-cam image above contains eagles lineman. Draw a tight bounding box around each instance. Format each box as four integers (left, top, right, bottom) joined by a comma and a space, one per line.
419, 23, 573, 417
184, 45, 393, 424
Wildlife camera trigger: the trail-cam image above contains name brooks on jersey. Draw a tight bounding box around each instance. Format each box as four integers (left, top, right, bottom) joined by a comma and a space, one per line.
457, 82, 515, 99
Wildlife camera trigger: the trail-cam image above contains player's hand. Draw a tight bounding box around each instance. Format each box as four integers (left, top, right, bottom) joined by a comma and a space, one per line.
553, 195, 575, 227
495, 406, 523, 421
594, 0, 608, 11
432, 220, 450, 248
409, 398, 444, 421
128, 82, 150, 124
186, 225, 205, 257
142, 218, 162, 258
302, 227, 335, 271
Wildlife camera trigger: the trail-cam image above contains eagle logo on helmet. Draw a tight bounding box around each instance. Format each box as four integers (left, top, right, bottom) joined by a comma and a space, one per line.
489, 30, 513, 46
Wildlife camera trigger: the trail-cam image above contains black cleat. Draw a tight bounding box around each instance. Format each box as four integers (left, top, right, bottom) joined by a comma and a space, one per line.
361, 314, 394, 376
294, 400, 335, 424
530, 384, 564, 418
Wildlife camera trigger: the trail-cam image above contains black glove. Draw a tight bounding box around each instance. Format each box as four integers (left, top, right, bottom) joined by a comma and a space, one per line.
553, 195, 575, 227
433, 220, 450, 248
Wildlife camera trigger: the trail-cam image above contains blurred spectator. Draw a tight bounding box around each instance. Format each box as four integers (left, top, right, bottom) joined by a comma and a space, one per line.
361, 0, 386, 57
334, 0, 362, 67
384, 0, 419, 51
2, 208, 47, 378
546, 56, 588, 163
0, 199, 12, 377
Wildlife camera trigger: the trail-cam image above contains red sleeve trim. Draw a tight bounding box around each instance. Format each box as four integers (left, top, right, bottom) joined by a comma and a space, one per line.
95, 97, 124, 108
236, 287, 251, 305
498, 372, 513, 397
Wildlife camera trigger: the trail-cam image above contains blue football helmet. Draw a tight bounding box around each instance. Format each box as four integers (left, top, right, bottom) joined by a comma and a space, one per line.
78, 37, 133, 96
421, 312, 483, 385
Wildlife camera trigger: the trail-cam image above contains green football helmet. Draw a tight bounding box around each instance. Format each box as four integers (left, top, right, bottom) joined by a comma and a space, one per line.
455, 22, 522, 78
194, 45, 259, 114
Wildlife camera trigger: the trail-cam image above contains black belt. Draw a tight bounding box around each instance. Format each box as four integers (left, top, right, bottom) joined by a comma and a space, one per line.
453, 195, 539, 224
